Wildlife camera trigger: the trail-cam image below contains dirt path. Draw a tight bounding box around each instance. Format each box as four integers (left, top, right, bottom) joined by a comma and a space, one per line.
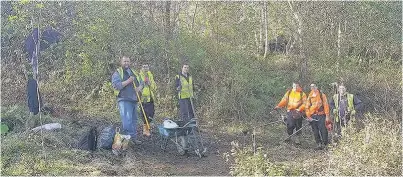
20, 112, 327, 176
129, 127, 233, 176
82, 122, 235, 176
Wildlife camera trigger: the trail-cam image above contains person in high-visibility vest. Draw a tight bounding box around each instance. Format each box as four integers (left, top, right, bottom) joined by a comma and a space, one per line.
305, 83, 331, 150
111, 56, 143, 145
175, 63, 194, 122
329, 84, 363, 138
139, 64, 157, 137
274, 82, 307, 145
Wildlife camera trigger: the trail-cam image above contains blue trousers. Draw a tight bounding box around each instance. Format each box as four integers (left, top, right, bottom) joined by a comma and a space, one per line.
118, 101, 138, 139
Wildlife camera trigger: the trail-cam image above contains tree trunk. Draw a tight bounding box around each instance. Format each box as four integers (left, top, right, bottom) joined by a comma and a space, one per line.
288, 1, 307, 83
263, 2, 268, 59
173, 2, 180, 37
337, 21, 341, 73
165, 1, 171, 41
259, 4, 263, 55
164, 1, 171, 83
191, 2, 198, 31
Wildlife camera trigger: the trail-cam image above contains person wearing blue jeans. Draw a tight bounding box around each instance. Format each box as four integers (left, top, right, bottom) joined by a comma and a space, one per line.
112, 56, 143, 145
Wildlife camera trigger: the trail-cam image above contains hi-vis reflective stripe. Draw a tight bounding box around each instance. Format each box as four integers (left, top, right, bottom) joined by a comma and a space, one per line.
114, 67, 139, 96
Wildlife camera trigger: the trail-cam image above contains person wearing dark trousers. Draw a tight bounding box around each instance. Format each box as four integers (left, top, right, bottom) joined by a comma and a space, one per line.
139, 64, 157, 137
329, 84, 363, 139
175, 63, 194, 122
273, 82, 307, 145
305, 83, 331, 150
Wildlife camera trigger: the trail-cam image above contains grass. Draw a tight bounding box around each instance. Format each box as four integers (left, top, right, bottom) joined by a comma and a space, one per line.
229, 113, 402, 176
0, 105, 130, 176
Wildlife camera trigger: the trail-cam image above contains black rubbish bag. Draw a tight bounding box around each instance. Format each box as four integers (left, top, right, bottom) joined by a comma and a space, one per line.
97, 125, 115, 150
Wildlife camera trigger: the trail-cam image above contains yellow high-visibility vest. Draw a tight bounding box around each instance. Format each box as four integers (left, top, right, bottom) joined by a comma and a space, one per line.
176, 74, 193, 99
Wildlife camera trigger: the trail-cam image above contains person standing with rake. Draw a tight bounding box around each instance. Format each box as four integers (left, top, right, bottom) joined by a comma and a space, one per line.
111, 56, 144, 145
139, 63, 157, 137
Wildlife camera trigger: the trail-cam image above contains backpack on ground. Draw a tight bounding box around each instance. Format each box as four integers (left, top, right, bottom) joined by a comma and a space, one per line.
76, 126, 98, 151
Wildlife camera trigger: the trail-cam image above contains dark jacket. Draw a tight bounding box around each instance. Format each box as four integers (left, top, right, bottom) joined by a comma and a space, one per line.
111, 68, 141, 103
27, 78, 43, 115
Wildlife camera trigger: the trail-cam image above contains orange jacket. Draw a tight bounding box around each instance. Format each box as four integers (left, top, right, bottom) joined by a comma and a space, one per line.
305, 90, 330, 118
277, 88, 307, 111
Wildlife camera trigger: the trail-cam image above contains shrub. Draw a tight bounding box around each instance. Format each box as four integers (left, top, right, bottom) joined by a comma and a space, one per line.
229, 114, 402, 176
324, 114, 402, 176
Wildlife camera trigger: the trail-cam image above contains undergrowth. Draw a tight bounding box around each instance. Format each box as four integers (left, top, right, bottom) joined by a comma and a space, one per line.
229, 113, 402, 176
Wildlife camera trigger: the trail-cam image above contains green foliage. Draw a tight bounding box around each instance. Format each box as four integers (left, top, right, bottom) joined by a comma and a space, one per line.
1, 123, 9, 135
1, 132, 95, 176
1, 105, 52, 133
230, 114, 402, 176
229, 142, 303, 176
1, 1, 401, 176
326, 114, 402, 176
0, 105, 122, 176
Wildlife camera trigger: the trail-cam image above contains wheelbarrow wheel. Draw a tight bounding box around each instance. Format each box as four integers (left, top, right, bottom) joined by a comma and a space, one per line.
187, 128, 207, 158
176, 136, 187, 155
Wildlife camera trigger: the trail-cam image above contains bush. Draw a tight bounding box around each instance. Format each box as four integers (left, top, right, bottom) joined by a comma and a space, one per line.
0, 105, 117, 175
229, 114, 402, 176
324, 114, 402, 176
229, 141, 303, 176
1, 105, 53, 133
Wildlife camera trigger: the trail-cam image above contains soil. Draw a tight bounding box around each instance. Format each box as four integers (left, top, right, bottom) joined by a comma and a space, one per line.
73, 116, 236, 176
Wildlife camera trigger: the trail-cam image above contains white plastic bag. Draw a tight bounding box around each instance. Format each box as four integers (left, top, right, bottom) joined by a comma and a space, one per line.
163, 119, 178, 129
31, 123, 62, 132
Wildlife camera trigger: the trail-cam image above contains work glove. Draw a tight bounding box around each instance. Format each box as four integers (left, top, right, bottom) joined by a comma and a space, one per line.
332, 109, 337, 115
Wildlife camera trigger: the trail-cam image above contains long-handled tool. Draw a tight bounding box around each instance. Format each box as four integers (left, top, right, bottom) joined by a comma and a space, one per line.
135, 88, 150, 130
179, 72, 207, 155
280, 118, 318, 143
244, 109, 286, 135
281, 122, 309, 142
128, 69, 150, 130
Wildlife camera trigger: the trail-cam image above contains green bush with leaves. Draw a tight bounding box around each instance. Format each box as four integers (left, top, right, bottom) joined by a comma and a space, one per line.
325, 114, 402, 176
229, 141, 304, 176
230, 114, 402, 176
